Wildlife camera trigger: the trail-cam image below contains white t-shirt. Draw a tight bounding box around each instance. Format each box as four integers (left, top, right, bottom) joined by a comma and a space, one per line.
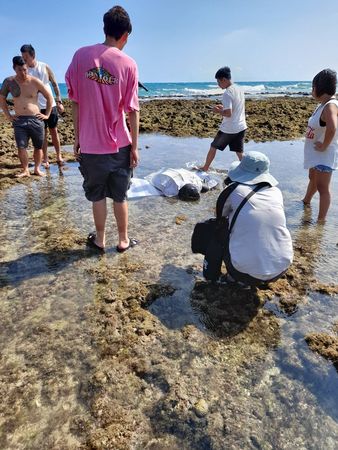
27, 61, 56, 109
146, 168, 203, 197
219, 84, 247, 134
304, 99, 338, 170
222, 184, 293, 280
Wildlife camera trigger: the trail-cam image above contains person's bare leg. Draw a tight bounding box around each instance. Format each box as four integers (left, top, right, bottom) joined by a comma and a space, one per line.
92, 199, 107, 248
50, 127, 64, 164
16, 148, 31, 177
42, 129, 50, 169
113, 201, 129, 249
316, 171, 332, 222
302, 168, 317, 205
33, 148, 45, 176
236, 151, 243, 161
199, 146, 217, 172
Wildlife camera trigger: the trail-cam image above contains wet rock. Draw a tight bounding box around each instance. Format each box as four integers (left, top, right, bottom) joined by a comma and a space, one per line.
175, 214, 187, 225
0, 97, 317, 192
193, 398, 209, 417
305, 332, 338, 368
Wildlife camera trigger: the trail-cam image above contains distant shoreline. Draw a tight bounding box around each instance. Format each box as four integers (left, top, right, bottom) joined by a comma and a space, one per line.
56, 80, 313, 101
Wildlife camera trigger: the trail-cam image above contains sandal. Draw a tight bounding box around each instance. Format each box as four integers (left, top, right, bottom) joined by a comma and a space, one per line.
116, 237, 138, 253
87, 232, 105, 252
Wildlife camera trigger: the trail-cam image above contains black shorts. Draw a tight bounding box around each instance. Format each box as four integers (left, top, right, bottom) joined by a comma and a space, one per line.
211, 129, 246, 152
79, 145, 132, 202
41, 106, 58, 129
13, 116, 44, 150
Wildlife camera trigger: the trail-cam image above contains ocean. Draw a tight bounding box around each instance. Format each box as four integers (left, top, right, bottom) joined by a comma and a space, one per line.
58, 80, 312, 100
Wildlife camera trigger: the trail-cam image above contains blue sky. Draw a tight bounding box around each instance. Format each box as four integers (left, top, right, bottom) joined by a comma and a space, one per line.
1, 0, 337, 83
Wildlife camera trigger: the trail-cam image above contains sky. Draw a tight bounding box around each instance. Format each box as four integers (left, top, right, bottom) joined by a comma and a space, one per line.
1, 0, 338, 83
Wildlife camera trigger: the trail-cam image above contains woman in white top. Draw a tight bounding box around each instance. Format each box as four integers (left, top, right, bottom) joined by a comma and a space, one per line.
303, 69, 338, 222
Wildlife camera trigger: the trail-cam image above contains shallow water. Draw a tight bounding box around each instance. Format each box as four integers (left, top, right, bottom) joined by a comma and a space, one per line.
0, 135, 337, 449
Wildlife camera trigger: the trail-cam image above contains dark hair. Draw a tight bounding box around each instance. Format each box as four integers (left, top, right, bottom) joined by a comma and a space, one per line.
215, 66, 231, 80
12, 56, 26, 67
312, 69, 337, 97
20, 44, 35, 57
103, 5, 132, 40
178, 184, 200, 201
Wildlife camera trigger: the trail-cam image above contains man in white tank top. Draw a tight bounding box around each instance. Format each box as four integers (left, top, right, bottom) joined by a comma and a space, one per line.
21, 44, 64, 168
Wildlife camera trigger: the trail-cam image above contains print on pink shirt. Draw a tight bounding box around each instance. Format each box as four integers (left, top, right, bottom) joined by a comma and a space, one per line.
86, 67, 118, 85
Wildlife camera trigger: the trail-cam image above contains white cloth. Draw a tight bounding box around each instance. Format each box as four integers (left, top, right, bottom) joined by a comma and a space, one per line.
194, 170, 219, 189
146, 168, 203, 197
219, 84, 247, 134
27, 61, 56, 109
127, 178, 162, 198
304, 98, 338, 170
222, 184, 293, 280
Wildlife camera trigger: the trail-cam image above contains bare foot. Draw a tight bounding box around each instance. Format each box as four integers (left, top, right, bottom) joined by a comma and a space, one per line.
57, 159, 65, 167
15, 170, 31, 178
42, 160, 50, 169
198, 166, 208, 172
302, 199, 311, 207
33, 169, 46, 177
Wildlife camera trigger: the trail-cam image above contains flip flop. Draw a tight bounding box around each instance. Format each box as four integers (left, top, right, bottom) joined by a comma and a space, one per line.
87, 232, 105, 252
116, 237, 138, 253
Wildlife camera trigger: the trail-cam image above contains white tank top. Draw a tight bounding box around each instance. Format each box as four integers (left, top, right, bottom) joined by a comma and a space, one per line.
304, 98, 338, 170
28, 60, 56, 109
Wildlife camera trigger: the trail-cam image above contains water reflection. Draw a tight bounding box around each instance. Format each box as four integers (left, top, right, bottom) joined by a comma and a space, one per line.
0, 136, 337, 449
190, 281, 261, 338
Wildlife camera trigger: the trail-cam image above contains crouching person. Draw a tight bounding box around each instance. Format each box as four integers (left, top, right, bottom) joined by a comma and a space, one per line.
203, 151, 293, 287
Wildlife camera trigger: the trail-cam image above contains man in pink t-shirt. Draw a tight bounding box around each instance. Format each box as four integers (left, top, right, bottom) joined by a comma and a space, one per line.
65, 5, 139, 253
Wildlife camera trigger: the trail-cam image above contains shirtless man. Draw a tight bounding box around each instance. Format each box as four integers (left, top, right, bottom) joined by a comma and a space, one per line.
0, 56, 53, 177
21, 44, 64, 168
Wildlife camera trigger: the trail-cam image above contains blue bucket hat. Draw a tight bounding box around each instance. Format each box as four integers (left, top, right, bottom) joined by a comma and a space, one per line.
227, 151, 278, 186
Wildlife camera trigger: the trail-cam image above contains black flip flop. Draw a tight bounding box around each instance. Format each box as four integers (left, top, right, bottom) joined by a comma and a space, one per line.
116, 237, 138, 253
87, 232, 105, 252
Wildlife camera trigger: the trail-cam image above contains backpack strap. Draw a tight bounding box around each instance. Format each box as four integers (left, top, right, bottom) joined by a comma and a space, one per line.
216, 182, 239, 219
229, 182, 271, 233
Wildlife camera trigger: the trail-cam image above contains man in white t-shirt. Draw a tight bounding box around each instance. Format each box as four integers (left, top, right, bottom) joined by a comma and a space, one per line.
200, 66, 247, 171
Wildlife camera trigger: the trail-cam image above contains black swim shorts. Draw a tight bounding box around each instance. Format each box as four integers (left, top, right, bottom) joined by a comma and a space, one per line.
79, 145, 132, 202
13, 116, 44, 150
211, 129, 246, 153
40, 106, 58, 129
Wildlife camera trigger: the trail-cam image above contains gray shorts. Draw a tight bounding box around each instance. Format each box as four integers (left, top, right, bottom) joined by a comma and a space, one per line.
211, 129, 246, 152
79, 145, 132, 202
13, 116, 44, 150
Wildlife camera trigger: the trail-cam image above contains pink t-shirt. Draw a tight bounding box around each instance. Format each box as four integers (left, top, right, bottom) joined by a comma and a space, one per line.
65, 44, 139, 154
